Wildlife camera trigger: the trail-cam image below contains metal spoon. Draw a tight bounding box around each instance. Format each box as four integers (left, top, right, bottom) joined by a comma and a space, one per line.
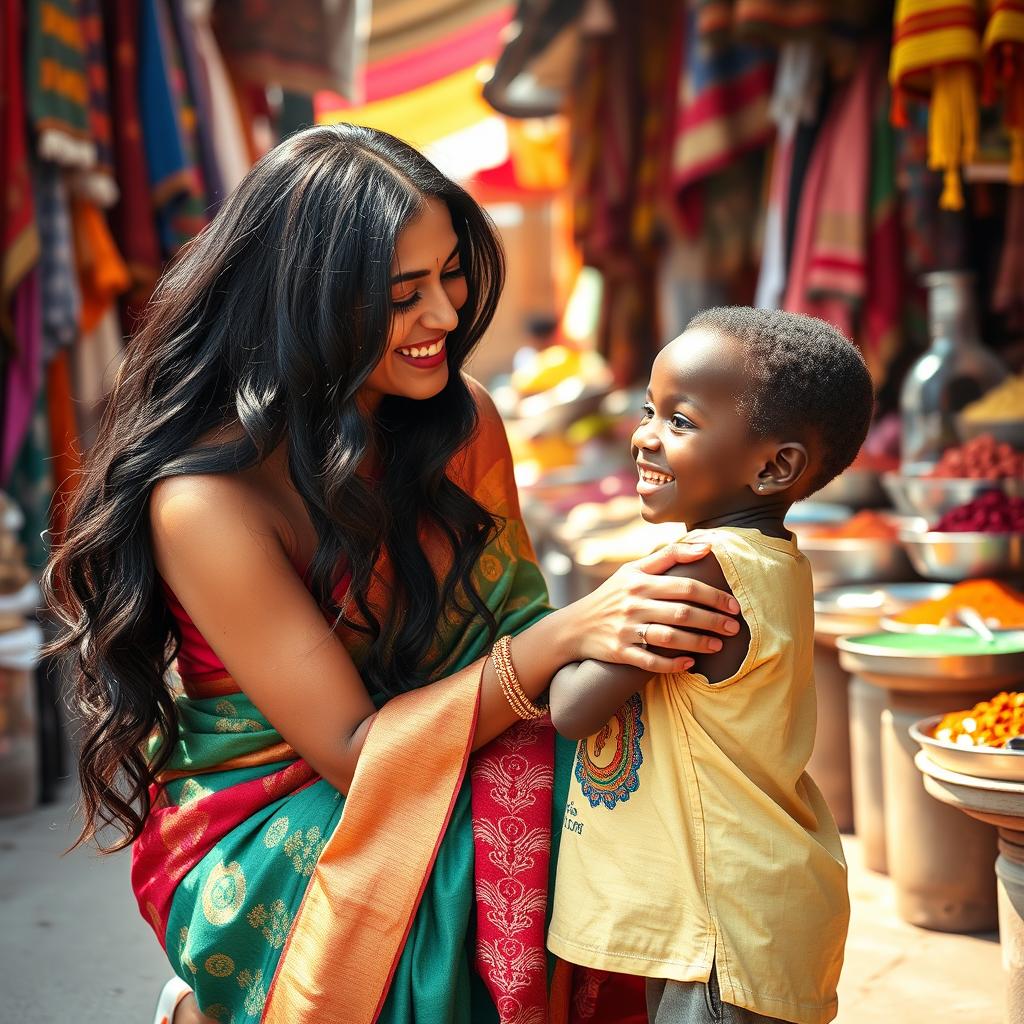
954, 606, 997, 644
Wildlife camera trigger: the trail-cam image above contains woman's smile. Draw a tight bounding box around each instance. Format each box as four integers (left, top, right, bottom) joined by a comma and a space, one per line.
394, 333, 447, 368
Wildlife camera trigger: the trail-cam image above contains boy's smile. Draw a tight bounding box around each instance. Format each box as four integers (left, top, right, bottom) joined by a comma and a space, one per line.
632, 328, 795, 530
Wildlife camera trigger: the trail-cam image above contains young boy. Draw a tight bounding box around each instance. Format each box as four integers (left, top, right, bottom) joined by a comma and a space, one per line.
546, 308, 872, 1024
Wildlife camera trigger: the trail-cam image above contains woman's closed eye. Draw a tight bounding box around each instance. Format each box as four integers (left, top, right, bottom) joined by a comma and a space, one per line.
392, 265, 465, 312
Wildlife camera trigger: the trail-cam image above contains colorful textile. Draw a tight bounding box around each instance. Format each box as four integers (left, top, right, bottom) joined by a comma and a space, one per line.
784, 44, 885, 352
3, 271, 43, 486
103, 0, 162, 314
185, 0, 250, 196
569, 0, 684, 385
696, 0, 839, 46
26, 0, 95, 168
73, 0, 117, 206
993, 185, 1024, 322
755, 41, 824, 310
132, 386, 564, 1023
672, 10, 775, 198
889, 0, 983, 209
212, 0, 365, 98
71, 197, 130, 335
167, 0, 227, 212
1, 0, 40, 341
8, 388, 53, 570
45, 349, 81, 541
33, 159, 81, 363
548, 528, 849, 1024
982, 0, 1024, 184
70, 306, 123, 449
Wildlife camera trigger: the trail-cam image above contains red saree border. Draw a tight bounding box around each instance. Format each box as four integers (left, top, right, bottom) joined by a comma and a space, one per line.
262, 659, 483, 1024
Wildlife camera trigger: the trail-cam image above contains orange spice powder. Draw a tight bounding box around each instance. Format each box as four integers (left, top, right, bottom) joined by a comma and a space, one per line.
893, 579, 1024, 629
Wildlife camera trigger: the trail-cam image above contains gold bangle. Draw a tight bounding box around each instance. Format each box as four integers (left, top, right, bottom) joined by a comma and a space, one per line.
491, 635, 547, 720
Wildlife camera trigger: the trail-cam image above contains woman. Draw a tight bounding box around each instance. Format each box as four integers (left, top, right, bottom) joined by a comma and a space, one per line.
46, 125, 739, 1024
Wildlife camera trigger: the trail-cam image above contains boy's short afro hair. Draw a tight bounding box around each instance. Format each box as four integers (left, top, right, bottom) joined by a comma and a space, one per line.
686, 307, 873, 495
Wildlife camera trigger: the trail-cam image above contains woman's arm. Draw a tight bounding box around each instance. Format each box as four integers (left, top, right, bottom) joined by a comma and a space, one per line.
152, 478, 742, 790
549, 554, 750, 740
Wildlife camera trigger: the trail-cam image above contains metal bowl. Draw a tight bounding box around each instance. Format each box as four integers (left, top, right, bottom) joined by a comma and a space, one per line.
814, 582, 950, 639
799, 535, 917, 590
815, 469, 888, 509
882, 473, 1024, 520
836, 629, 1024, 684
956, 416, 1024, 448
911, 714, 1024, 783
898, 528, 1024, 582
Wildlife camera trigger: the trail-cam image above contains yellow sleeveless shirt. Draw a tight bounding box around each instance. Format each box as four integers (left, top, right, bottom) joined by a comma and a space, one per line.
547, 527, 849, 1024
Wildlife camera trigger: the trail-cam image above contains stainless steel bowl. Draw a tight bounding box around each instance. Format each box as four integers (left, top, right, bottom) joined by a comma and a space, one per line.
956, 416, 1024, 448
815, 469, 888, 509
836, 630, 1024, 685
882, 473, 1024, 520
814, 582, 950, 638
799, 536, 917, 590
898, 528, 1024, 582
911, 714, 1024, 783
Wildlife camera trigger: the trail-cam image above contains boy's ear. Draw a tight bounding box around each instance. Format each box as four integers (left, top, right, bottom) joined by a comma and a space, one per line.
751, 442, 809, 495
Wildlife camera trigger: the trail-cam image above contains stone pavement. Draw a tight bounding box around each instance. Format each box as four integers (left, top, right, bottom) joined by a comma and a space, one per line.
0, 785, 1005, 1023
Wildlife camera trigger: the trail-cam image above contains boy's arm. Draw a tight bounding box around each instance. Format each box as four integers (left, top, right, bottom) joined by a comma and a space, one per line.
549, 552, 750, 740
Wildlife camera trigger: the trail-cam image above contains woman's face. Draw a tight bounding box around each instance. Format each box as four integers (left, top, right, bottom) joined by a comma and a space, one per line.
361, 198, 469, 406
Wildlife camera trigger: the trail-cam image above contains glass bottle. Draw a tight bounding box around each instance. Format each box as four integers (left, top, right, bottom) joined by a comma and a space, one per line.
899, 271, 1009, 475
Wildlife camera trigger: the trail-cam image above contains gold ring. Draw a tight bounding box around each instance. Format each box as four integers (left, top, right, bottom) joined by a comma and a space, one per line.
637, 624, 649, 646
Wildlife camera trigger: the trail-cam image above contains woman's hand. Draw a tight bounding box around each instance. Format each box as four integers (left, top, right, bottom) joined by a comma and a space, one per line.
564, 543, 741, 673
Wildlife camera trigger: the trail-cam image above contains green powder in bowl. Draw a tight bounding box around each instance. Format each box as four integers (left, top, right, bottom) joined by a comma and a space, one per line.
843, 630, 1024, 656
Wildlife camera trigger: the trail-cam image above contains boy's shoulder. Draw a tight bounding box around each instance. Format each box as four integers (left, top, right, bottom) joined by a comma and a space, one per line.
659, 545, 750, 684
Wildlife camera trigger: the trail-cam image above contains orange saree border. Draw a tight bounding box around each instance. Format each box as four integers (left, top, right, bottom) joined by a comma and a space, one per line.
262, 657, 483, 1024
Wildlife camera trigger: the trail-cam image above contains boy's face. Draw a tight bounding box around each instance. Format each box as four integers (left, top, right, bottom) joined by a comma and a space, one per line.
631, 328, 780, 526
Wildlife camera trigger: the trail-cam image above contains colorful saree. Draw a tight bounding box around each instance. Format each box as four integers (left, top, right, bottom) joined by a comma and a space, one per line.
132, 387, 576, 1023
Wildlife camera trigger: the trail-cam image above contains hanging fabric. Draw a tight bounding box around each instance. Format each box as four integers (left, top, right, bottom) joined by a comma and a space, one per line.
2, 0, 39, 348
982, 0, 1024, 184
890, 0, 982, 210
25, 0, 96, 169
76, 0, 119, 207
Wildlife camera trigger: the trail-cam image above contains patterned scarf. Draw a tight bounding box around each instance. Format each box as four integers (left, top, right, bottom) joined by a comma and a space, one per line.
982, 0, 1024, 184
26, 0, 95, 169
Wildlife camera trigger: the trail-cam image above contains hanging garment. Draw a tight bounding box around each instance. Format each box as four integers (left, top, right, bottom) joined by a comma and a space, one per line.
185, 0, 251, 195
33, 160, 82, 364
212, 0, 366, 98
993, 185, 1024, 325
671, 9, 775, 202
8, 390, 53, 571
45, 350, 81, 541
75, 0, 119, 207
70, 306, 123, 449
784, 43, 886, 365
2, 272, 42, 485
168, 0, 227, 212
25, 0, 96, 169
890, 0, 982, 210
982, 0, 1024, 185
1, 0, 40, 343
103, 0, 163, 314
71, 196, 130, 335
697, 0, 839, 46
140, 0, 202, 257
755, 40, 823, 309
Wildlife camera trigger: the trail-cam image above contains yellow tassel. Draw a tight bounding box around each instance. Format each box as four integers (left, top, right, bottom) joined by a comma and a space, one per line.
928, 63, 979, 211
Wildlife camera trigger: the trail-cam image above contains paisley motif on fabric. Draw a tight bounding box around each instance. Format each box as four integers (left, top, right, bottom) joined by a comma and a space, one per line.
575, 693, 645, 809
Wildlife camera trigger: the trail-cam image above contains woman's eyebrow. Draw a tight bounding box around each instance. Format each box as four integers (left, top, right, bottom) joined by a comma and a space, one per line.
390, 242, 460, 285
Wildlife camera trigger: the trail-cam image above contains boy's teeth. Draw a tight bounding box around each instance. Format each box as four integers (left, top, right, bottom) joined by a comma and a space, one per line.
640, 469, 673, 484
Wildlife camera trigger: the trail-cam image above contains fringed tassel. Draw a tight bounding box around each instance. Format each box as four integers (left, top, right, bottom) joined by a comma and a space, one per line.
928, 63, 978, 210
1007, 68, 1024, 185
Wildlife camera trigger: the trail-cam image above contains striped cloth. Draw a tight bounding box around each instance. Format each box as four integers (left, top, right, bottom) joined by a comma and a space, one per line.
889, 0, 983, 209
982, 0, 1024, 184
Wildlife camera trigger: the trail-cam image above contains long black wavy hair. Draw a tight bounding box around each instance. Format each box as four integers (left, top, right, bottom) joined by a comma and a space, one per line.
44, 124, 506, 850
